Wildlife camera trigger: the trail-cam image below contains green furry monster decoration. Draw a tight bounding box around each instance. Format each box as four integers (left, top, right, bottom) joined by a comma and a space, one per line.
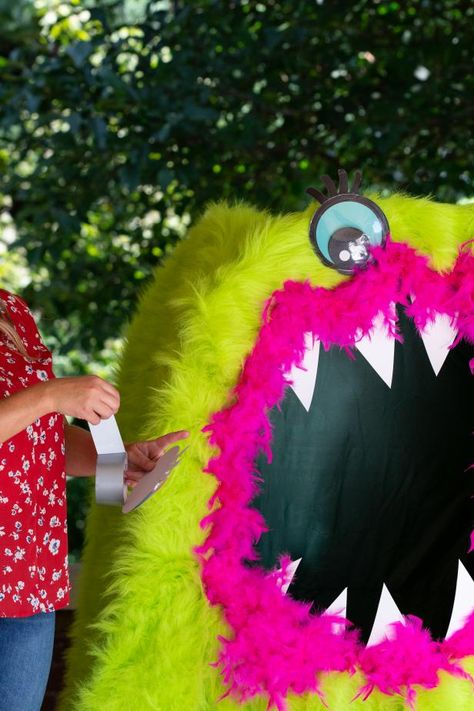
61, 190, 474, 711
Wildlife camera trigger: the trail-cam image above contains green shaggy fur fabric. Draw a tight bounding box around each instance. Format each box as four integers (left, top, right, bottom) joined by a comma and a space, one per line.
60, 195, 474, 711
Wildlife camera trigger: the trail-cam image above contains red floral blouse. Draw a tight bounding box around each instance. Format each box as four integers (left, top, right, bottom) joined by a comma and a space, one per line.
0, 289, 69, 617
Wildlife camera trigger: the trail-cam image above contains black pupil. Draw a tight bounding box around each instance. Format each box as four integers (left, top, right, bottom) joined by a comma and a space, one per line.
328, 226, 370, 267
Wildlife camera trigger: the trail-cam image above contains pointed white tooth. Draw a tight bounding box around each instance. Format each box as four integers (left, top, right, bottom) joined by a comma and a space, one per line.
367, 583, 405, 647
420, 312, 457, 376
324, 587, 348, 633
445, 560, 474, 639
276, 558, 302, 595
355, 310, 396, 388
287, 333, 320, 411
325, 587, 348, 617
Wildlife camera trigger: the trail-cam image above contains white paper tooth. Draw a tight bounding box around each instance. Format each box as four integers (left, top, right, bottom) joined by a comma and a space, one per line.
324, 587, 348, 633
445, 560, 474, 639
276, 558, 302, 595
325, 587, 348, 617
286, 333, 320, 411
355, 311, 396, 388
367, 583, 405, 647
420, 312, 457, 376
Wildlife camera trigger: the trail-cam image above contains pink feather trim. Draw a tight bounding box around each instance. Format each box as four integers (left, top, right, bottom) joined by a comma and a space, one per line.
198, 239, 474, 709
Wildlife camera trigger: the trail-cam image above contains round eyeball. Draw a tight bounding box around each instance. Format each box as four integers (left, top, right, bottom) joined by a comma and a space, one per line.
309, 196, 389, 275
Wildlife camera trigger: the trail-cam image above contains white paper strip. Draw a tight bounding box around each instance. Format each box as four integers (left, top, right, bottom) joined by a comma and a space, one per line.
445, 560, 474, 639
367, 583, 405, 647
89, 417, 126, 455
287, 333, 320, 411
420, 312, 457, 376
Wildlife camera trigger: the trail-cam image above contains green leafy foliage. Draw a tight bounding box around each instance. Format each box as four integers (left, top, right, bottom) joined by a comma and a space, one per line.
0, 1, 472, 363
0, 0, 472, 560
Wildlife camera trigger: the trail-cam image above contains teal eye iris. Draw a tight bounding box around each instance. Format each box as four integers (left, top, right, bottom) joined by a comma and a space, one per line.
316, 201, 384, 262
309, 195, 389, 275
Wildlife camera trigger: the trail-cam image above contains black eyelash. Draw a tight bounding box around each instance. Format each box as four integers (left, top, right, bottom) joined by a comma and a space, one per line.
306, 169, 362, 205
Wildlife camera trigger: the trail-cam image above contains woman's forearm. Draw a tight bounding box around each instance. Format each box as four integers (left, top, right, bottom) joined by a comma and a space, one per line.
64, 423, 97, 476
0, 386, 97, 476
0, 374, 121, 448
0, 381, 56, 443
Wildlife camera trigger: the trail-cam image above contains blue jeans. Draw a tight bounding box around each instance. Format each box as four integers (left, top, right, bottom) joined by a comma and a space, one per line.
0, 612, 55, 711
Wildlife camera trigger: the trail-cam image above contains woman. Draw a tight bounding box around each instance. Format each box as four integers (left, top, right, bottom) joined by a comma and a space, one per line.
0, 288, 187, 711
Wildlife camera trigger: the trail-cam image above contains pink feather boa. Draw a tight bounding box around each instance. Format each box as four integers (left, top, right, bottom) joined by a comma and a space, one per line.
198, 240, 474, 709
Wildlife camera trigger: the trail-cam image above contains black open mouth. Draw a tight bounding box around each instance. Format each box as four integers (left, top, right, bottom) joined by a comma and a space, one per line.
253, 303, 474, 644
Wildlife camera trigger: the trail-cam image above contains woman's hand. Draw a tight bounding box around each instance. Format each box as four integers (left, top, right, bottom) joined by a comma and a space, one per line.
124, 430, 189, 487
44, 376, 120, 424
0, 376, 119, 444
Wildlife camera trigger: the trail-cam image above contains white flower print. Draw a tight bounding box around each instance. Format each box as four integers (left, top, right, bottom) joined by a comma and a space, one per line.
27, 594, 40, 611
0, 294, 68, 614
48, 539, 60, 555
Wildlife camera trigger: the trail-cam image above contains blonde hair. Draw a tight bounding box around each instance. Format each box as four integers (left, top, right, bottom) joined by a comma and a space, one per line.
0, 300, 32, 359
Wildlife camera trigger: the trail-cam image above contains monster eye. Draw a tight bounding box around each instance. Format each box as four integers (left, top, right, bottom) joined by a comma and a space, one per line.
307, 170, 389, 275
